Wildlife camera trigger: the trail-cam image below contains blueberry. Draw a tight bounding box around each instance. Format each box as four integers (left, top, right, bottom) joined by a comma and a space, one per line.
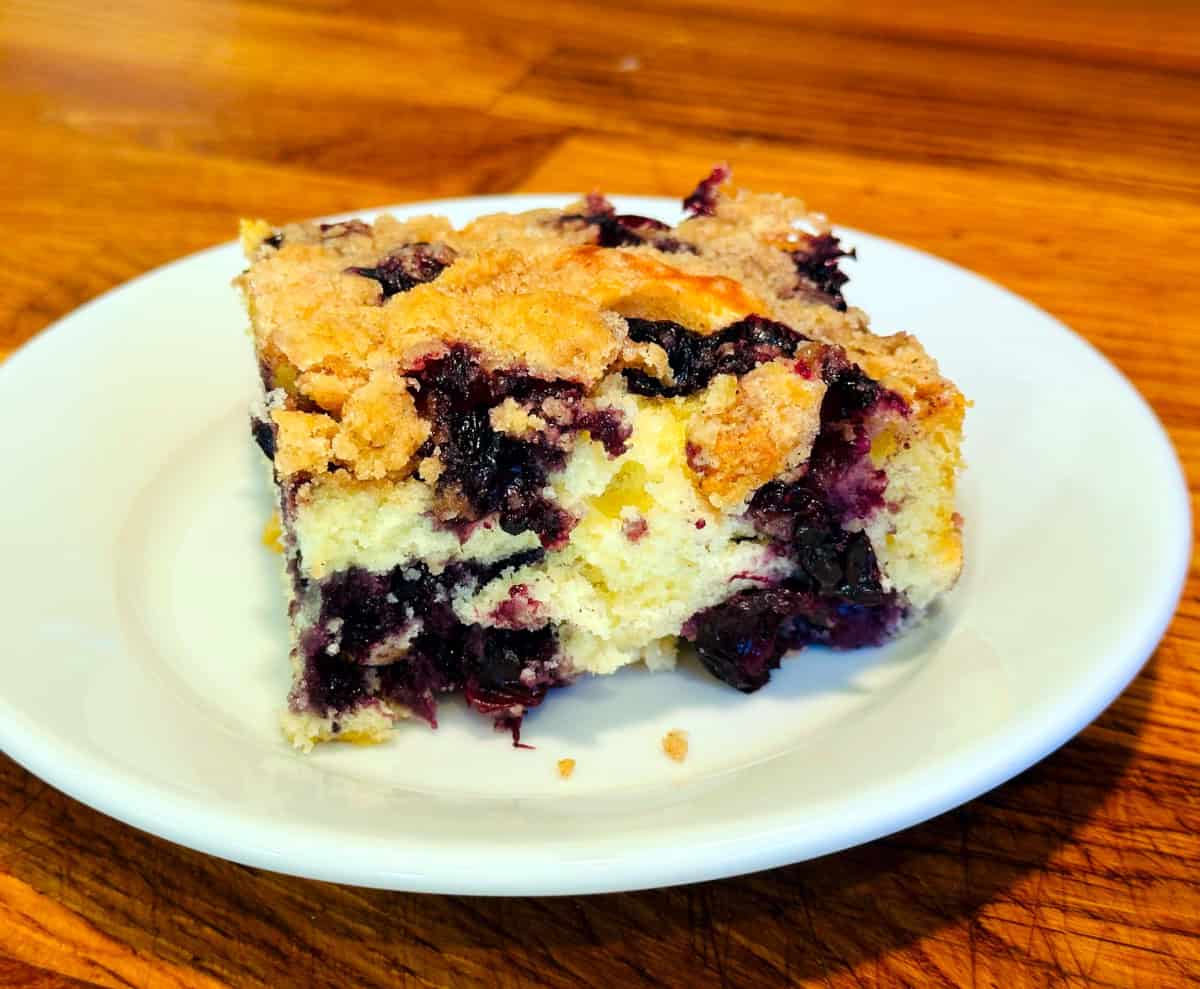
250, 417, 276, 460
690, 591, 791, 692
346, 242, 456, 299
559, 195, 698, 254
682, 164, 731, 217
791, 233, 855, 311
622, 315, 807, 397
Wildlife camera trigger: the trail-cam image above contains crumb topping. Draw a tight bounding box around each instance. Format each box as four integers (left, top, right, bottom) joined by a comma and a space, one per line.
239, 170, 960, 503
295, 369, 359, 415
331, 369, 430, 481
270, 374, 430, 481
271, 410, 338, 476
687, 360, 827, 509
490, 397, 548, 439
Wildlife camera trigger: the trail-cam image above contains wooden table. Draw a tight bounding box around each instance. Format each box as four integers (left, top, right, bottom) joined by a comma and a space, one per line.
2, 1, 1198, 985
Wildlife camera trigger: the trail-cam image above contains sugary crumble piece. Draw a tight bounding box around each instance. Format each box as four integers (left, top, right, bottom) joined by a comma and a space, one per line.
271, 410, 338, 477
262, 512, 284, 553
687, 361, 827, 509
662, 729, 689, 762
330, 369, 430, 480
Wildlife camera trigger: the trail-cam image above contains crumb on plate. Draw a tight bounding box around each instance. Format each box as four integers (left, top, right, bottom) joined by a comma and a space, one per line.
557, 758, 576, 779
662, 729, 689, 762
262, 512, 284, 553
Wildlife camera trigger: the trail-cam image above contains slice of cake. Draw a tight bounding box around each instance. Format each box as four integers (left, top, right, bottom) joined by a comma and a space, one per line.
236, 168, 966, 750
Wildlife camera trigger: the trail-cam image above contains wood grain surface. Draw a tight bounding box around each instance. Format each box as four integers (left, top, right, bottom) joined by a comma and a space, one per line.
2, 1, 1198, 986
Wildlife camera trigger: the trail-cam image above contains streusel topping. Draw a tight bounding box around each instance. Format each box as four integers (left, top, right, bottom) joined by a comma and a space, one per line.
237, 172, 959, 512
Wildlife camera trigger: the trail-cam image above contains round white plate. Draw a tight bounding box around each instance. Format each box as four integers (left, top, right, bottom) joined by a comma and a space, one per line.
0, 195, 1188, 895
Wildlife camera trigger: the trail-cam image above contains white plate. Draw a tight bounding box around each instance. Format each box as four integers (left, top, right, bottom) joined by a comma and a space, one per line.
0, 196, 1188, 895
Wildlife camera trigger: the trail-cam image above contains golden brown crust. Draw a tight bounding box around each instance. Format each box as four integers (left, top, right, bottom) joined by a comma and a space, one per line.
552, 246, 767, 332
239, 175, 961, 492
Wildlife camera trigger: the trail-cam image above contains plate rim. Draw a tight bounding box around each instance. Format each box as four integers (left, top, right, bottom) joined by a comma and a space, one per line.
0, 193, 1190, 895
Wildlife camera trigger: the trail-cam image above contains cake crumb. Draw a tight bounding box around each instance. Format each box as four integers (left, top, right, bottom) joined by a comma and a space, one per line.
557, 758, 576, 779
661, 729, 689, 762
262, 512, 284, 553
